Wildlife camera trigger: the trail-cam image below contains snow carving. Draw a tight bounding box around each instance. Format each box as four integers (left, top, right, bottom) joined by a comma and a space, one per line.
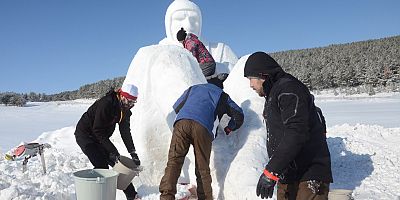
121, 1, 267, 198
159, 0, 239, 75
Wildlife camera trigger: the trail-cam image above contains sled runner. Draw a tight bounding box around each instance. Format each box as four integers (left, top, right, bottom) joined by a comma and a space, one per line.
5, 142, 51, 174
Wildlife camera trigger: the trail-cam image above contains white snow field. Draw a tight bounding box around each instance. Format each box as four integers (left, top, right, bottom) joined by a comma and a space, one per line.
0, 47, 399, 199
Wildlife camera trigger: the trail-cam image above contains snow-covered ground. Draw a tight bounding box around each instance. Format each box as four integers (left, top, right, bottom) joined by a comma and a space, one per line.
0, 100, 92, 153
1, 92, 399, 200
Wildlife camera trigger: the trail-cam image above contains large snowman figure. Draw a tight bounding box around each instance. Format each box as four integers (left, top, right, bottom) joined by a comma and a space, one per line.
159, 0, 238, 75
122, 1, 266, 199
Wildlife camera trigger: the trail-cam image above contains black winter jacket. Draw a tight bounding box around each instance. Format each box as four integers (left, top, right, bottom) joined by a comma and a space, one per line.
263, 71, 333, 184
75, 90, 136, 155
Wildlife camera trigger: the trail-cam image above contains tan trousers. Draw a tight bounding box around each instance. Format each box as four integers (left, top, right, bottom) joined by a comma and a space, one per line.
277, 181, 329, 200
159, 119, 213, 200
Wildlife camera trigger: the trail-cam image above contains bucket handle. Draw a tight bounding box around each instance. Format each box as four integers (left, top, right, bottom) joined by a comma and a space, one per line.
96, 177, 104, 184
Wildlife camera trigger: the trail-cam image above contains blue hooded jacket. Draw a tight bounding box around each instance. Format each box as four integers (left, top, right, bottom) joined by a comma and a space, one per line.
173, 83, 244, 139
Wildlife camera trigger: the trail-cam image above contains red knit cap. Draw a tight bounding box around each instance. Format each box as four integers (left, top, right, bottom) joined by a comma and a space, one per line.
120, 84, 138, 100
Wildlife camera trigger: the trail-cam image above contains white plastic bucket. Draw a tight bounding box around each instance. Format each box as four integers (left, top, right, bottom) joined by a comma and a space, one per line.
73, 169, 119, 200
112, 155, 140, 190
328, 189, 353, 200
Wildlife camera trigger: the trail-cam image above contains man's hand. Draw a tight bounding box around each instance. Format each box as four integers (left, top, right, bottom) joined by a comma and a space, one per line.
224, 127, 232, 135
130, 152, 141, 166
256, 169, 279, 199
109, 152, 120, 164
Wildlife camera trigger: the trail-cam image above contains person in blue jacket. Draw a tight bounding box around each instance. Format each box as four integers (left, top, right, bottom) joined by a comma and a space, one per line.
159, 82, 244, 200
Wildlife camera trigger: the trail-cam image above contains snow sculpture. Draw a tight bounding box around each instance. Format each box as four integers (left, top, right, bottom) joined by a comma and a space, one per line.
159, 0, 238, 75
121, 1, 266, 198
221, 55, 267, 199
122, 45, 210, 196
122, 46, 262, 198
123, 48, 266, 199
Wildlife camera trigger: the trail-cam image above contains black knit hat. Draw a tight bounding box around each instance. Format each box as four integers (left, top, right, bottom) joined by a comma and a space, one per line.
244, 52, 281, 78
176, 27, 187, 41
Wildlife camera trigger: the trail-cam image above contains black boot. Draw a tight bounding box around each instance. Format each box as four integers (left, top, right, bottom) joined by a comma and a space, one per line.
123, 184, 138, 200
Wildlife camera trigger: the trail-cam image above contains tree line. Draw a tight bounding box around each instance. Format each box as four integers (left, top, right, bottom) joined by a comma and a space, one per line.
1, 35, 399, 106
271, 35, 399, 93
0, 77, 124, 106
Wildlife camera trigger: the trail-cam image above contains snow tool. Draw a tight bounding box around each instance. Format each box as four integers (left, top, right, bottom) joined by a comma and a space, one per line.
5, 142, 51, 174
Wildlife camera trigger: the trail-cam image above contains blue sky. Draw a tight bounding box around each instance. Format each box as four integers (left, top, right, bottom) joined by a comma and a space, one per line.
1, 0, 399, 94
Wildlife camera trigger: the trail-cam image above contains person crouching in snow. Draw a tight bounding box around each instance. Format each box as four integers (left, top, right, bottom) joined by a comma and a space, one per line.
74, 83, 141, 200
177, 27, 216, 79
159, 82, 244, 200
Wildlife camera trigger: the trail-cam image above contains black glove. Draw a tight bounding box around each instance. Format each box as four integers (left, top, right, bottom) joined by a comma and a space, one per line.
130, 152, 141, 166
256, 170, 279, 199
224, 127, 232, 135
109, 152, 120, 164
217, 73, 229, 82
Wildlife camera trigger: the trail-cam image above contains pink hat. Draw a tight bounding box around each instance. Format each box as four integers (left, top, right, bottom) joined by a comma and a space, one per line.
119, 84, 138, 100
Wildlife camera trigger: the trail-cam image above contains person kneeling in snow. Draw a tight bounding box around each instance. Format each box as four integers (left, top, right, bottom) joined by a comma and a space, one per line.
159, 82, 244, 200
74, 83, 141, 200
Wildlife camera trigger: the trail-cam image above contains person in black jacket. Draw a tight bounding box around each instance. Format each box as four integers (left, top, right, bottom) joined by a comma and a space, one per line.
244, 52, 332, 200
74, 83, 141, 200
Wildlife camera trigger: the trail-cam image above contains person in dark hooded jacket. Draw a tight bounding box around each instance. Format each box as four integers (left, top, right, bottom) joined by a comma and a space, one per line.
74, 83, 141, 200
244, 52, 332, 200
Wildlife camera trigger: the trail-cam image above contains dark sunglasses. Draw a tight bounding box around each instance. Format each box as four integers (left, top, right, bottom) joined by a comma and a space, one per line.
122, 97, 137, 107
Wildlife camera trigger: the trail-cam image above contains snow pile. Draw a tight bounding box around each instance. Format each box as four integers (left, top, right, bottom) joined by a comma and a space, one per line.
0, 127, 87, 200
1, 123, 400, 199
328, 124, 400, 199
220, 55, 268, 199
